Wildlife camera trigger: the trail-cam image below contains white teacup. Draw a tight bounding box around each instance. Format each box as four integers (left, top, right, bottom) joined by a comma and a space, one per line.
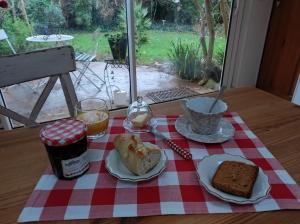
181, 97, 228, 135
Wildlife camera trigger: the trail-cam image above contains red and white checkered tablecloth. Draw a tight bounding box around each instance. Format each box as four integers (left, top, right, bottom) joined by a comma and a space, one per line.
18, 113, 300, 222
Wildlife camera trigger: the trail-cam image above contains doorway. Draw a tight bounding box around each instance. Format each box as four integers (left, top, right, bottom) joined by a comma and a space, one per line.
257, 0, 300, 100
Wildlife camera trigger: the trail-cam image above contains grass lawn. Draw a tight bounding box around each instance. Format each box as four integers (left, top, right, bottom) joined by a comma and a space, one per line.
70, 30, 226, 65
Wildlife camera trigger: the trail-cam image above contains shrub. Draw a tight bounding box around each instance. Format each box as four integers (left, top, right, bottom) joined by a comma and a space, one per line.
0, 12, 31, 55
168, 39, 204, 81
214, 47, 225, 66
27, 0, 66, 34
73, 0, 92, 28
27, 0, 49, 24
118, 1, 151, 47
178, 0, 200, 24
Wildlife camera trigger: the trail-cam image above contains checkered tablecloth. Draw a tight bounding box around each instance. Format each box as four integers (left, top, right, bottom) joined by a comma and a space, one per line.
18, 113, 300, 222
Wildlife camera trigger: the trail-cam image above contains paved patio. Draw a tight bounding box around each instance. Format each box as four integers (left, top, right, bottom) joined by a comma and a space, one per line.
2, 61, 214, 127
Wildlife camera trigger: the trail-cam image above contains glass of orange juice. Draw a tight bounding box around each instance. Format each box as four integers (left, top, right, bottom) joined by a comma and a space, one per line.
75, 98, 109, 139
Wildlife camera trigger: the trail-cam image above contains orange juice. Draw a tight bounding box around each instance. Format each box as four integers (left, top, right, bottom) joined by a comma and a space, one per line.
77, 110, 109, 136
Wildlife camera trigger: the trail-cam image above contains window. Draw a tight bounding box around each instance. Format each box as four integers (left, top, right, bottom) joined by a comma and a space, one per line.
0, 0, 235, 128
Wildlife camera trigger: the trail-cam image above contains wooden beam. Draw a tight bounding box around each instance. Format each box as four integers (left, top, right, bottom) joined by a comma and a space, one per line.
59, 73, 78, 117
29, 76, 58, 121
0, 105, 37, 127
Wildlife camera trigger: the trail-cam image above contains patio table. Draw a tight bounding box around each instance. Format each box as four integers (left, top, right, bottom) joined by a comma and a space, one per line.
1, 87, 300, 223
25, 34, 74, 93
26, 34, 74, 45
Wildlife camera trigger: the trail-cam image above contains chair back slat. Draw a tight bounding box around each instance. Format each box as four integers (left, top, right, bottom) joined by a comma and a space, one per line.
0, 46, 76, 88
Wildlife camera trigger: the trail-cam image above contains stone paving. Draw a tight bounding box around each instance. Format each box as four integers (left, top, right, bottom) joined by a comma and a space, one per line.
2, 61, 213, 127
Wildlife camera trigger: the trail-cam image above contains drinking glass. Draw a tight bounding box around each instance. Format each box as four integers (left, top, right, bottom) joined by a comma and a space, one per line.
75, 98, 109, 139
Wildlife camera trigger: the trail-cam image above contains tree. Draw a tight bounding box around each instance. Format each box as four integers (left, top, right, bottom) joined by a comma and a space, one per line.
193, 0, 215, 67
93, 0, 122, 24
204, 0, 214, 66
219, 0, 229, 37
7, 0, 16, 21
18, 0, 31, 30
118, 1, 152, 47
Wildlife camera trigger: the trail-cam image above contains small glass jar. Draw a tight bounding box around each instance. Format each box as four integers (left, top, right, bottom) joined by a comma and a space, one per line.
126, 96, 153, 130
40, 119, 89, 180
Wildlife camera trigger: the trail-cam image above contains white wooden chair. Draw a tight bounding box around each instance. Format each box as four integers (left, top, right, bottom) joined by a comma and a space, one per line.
0, 46, 78, 129
0, 29, 16, 54
0, 29, 17, 129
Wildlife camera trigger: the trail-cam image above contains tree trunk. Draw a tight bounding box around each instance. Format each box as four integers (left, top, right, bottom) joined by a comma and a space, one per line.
220, 0, 229, 37
193, 0, 207, 61
59, 0, 73, 28
199, 18, 208, 61
204, 0, 215, 66
19, 0, 31, 30
8, 0, 17, 22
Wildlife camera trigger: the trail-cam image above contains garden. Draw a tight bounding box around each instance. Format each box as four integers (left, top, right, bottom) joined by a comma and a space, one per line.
0, 0, 231, 85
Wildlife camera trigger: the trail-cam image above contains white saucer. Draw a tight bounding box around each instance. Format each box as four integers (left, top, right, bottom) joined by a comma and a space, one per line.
175, 116, 235, 143
196, 154, 271, 204
105, 149, 167, 182
123, 118, 157, 133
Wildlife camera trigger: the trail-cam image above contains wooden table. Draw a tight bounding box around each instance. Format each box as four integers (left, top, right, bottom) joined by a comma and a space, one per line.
1, 87, 300, 224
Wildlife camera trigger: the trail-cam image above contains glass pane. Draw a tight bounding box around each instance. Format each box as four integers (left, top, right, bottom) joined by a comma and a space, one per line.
0, 0, 131, 128
134, 0, 232, 104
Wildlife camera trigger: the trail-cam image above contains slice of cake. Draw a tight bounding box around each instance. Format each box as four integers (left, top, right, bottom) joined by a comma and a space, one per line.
131, 113, 150, 128
212, 161, 259, 198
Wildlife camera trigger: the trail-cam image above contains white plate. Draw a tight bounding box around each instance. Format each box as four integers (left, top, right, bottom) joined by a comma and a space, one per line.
175, 116, 235, 143
196, 154, 271, 204
123, 118, 157, 133
105, 149, 167, 182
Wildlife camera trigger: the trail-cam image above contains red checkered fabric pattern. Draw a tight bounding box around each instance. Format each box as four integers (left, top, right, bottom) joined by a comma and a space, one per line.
18, 113, 300, 222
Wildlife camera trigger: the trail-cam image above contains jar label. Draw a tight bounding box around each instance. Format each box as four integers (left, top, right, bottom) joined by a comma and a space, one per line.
61, 151, 89, 178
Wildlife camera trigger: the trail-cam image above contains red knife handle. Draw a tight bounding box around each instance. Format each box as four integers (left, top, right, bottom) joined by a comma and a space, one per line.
165, 139, 193, 160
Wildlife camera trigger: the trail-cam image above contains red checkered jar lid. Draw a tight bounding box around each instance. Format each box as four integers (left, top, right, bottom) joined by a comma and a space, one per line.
40, 119, 86, 147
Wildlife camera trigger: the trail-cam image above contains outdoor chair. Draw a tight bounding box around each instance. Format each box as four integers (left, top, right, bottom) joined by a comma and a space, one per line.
73, 30, 105, 91
0, 29, 16, 54
0, 29, 16, 129
0, 46, 78, 130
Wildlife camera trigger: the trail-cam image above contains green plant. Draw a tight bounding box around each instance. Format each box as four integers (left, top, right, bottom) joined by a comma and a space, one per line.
168, 39, 204, 81
105, 32, 126, 42
0, 12, 31, 55
118, 1, 151, 47
105, 32, 127, 61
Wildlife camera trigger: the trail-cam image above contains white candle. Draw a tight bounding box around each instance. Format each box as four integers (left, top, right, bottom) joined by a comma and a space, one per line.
114, 90, 128, 106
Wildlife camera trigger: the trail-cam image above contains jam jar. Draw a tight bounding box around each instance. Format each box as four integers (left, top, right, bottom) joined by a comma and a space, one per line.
40, 119, 89, 180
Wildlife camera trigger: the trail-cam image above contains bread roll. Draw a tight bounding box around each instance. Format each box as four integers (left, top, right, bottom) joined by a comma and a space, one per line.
114, 134, 162, 175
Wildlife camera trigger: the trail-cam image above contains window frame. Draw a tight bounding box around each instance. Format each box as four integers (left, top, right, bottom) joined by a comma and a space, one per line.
222, 0, 273, 88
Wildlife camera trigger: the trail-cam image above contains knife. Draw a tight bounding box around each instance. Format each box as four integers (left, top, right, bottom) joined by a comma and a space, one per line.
150, 126, 193, 160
